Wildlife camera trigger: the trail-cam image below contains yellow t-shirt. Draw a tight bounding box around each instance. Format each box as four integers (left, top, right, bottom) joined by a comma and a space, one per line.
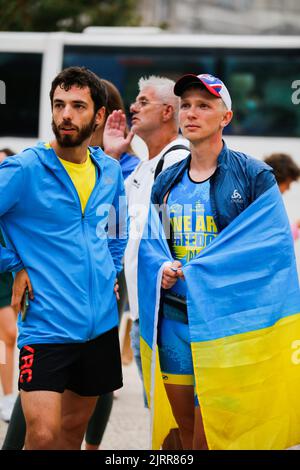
58, 152, 96, 213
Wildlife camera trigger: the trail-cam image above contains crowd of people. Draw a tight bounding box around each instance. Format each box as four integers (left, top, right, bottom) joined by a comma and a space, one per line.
0, 66, 300, 450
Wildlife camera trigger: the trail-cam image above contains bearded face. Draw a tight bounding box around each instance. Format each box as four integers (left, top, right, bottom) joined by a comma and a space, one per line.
51, 115, 96, 148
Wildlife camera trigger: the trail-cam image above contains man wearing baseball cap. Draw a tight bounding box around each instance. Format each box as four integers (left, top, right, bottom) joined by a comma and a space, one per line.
174, 73, 232, 110
142, 73, 277, 449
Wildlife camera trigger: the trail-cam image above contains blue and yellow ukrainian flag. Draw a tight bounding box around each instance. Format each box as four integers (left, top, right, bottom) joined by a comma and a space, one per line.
138, 185, 300, 450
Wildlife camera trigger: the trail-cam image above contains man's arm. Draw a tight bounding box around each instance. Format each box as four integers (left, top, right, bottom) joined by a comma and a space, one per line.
254, 170, 276, 199
248, 159, 277, 201
0, 157, 25, 272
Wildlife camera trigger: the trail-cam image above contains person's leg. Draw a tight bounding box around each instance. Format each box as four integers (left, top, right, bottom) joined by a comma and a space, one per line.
130, 319, 148, 406
0, 305, 17, 422
118, 269, 133, 365
163, 383, 195, 449
59, 389, 98, 450
121, 317, 133, 365
21, 390, 62, 449
193, 405, 208, 450
0, 306, 17, 395
162, 427, 183, 450
158, 316, 207, 450
85, 392, 113, 450
18, 341, 88, 449
163, 386, 208, 450
117, 268, 128, 321
1, 394, 26, 450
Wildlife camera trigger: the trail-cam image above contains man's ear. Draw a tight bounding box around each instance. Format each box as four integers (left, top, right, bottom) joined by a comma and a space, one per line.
221, 110, 233, 128
95, 106, 106, 127
162, 104, 174, 122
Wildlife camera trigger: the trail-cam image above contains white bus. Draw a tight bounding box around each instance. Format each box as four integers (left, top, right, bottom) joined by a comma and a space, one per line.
1, 28, 300, 154
0, 28, 300, 240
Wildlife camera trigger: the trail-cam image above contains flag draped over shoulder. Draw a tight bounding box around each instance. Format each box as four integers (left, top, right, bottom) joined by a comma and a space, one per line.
138, 185, 300, 450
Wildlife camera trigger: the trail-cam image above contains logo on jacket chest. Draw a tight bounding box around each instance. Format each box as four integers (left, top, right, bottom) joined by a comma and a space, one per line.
231, 189, 244, 204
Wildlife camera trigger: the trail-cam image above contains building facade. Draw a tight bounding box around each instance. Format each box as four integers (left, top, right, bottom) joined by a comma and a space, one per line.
137, 0, 300, 34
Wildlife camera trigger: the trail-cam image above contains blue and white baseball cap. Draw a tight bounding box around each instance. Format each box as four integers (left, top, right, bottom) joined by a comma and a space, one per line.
174, 73, 232, 111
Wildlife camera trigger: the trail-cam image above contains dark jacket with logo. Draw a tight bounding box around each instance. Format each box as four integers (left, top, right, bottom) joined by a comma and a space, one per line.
151, 141, 276, 233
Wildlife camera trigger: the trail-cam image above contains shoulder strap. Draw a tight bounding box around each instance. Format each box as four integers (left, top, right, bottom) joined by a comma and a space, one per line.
154, 144, 189, 180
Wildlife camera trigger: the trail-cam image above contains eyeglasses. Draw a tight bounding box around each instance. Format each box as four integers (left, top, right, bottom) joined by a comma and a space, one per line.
130, 99, 168, 110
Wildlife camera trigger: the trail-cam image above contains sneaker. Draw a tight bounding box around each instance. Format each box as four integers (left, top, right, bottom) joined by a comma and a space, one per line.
113, 389, 121, 399
0, 394, 17, 423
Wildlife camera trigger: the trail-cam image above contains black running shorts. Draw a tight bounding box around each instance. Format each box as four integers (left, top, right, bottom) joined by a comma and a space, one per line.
18, 326, 122, 396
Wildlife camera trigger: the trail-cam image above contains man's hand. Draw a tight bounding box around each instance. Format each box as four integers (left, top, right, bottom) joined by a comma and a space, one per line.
161, 261, 184, 290
11, 269, 34, 314
103, 110, 134, 159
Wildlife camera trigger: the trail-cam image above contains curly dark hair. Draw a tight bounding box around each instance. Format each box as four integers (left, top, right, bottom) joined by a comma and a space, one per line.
49, 66, 107, 114
264, 153, 300, 184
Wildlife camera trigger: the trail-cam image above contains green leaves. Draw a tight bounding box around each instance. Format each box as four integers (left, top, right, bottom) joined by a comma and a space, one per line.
0, 0, 140, 32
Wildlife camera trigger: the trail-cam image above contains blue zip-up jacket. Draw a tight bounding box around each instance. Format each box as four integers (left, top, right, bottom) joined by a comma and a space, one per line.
0, 143, 128, 348
151, 141, 277, 232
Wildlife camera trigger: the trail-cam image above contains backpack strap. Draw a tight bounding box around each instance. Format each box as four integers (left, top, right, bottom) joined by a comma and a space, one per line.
154, 144, 189, 180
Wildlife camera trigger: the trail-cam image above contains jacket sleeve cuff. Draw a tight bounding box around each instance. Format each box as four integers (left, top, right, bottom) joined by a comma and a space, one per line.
0, 246, 24, 273
13, 261, 25, 273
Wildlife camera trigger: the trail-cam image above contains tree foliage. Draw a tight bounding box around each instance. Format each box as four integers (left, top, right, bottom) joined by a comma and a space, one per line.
0, 0, 140, 32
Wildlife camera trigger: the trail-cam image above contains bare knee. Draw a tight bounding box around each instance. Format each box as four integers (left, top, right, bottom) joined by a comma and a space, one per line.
26, 425, 59, 450
60, 414, 88, 449
3, 326, 17, 348
0, 309, 17, 347
21, 390, 62, 449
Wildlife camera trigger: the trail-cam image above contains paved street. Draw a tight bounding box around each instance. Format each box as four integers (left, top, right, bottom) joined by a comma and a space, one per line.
101, 361, 149, 450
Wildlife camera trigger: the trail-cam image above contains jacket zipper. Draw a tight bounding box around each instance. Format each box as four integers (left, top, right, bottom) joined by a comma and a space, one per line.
81, 212, 96, 339
58, 155, 101, 340
209, 169, 221, 233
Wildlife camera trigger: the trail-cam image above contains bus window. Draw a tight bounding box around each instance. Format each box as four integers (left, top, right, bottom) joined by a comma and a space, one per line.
63, 45, 300, 139
223, 50, 300, 137
0, 52, 42, 138
63, 46, 216, 115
